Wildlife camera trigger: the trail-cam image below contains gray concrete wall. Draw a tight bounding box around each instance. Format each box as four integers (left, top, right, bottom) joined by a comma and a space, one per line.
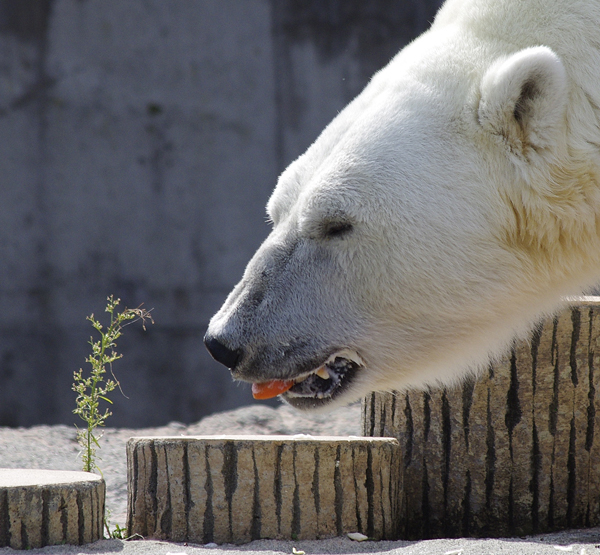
0, 0, 443, 427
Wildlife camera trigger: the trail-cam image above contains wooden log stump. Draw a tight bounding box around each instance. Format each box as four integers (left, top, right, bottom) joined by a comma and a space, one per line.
0, 469, 105, 549
127, 435, 399, 544
363, 297, 600, 539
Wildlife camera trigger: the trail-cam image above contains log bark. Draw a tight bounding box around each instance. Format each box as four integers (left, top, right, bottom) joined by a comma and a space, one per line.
363, 297, 600, 539
127, 435, 399, 544
0, 469, 105, 549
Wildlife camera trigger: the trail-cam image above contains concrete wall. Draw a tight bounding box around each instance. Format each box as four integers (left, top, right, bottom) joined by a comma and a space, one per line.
0, 0, 443, 427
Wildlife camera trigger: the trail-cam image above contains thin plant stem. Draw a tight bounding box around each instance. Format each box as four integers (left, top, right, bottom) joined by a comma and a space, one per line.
72, 295, 153, 535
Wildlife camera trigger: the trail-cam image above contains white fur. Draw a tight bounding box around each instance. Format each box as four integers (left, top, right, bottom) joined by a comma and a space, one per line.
207, 0, 600, 410
478, 47, 568, 167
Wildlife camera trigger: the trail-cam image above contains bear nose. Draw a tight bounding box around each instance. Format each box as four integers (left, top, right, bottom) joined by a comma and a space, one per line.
204, 333, 243, 370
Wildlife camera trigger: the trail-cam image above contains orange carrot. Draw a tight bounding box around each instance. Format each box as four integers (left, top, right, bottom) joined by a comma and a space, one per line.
251, 379, 294, 400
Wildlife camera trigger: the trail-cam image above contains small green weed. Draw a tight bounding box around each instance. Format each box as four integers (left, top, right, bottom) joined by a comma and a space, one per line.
104, 508, 130, 539
73, 295, 153, 473
110, 523, 128, 539
73, 296, 153, 538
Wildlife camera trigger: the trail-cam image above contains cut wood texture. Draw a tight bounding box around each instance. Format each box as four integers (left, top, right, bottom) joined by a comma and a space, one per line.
363, 297, 600, 539
0, 469, 105, 549
127, 435, 399, 544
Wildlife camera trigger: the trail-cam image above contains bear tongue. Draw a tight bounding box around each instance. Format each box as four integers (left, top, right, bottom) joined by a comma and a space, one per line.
251, 379, 294, 400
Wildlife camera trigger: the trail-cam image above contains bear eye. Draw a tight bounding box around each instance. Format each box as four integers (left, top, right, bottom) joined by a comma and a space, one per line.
323, 221, 353, 239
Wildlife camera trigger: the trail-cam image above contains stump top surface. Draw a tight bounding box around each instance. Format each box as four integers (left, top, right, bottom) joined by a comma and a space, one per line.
567, 295, 600, 307
128, 434, 398, 445
0, 468, 103, 487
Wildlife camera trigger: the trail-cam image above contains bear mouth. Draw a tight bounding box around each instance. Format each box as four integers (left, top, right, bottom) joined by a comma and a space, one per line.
281, 350, 364, 409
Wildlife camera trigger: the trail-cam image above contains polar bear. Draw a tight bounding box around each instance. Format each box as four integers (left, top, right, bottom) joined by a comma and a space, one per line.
205, 0, 600, 410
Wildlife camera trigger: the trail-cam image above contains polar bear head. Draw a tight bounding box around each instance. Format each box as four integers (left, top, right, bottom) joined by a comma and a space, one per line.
205, 23, 600, 410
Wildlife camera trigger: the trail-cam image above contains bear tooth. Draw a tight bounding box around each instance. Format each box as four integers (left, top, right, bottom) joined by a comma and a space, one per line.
316, 367, 330, 380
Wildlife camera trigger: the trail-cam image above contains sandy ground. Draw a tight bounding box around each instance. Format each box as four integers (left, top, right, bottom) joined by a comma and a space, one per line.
3, 402, 600, 554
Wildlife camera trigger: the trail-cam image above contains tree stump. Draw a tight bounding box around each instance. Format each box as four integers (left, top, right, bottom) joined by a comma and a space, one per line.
127, 435, 399, 544
363, 297, 600, 539
0, 469, 105, 549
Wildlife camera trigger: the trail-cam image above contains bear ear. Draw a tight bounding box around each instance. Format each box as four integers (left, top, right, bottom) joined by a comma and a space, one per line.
477, 46, 568, 162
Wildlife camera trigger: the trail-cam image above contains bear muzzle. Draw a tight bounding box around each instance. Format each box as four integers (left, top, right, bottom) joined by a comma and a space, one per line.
205, 330, 366, 409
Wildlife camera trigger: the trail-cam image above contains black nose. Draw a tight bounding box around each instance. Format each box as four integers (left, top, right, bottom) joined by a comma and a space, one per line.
204, 334, 243, 370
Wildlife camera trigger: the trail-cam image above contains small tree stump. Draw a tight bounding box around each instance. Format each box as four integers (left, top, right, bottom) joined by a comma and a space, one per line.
363, 297, 600, 539
127, 435, 400, 544
0, 469, 105, 549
